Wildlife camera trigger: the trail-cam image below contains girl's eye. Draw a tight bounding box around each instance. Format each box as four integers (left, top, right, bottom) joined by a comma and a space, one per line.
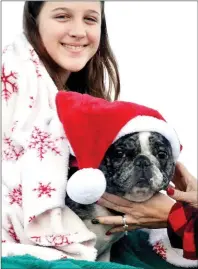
85, 17, 97, 23
55, 14, 70, 20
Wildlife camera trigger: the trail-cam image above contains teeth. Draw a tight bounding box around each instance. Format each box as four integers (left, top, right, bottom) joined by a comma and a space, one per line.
62, 44, 85, 51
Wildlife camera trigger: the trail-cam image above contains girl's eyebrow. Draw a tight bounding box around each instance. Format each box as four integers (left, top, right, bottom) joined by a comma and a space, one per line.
51, 7, 100, 16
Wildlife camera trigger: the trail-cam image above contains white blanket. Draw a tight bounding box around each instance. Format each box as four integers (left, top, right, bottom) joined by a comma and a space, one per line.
2, 33, 97, 261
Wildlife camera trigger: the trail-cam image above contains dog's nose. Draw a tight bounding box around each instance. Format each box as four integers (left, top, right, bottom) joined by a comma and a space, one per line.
134, 155, 151, 168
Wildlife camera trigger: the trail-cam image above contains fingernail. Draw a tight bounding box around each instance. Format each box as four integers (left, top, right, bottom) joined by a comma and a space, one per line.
91, 219, 99, 224
106, 231, 112, 236
96, 199, 102, 204
166, 187, 175, 196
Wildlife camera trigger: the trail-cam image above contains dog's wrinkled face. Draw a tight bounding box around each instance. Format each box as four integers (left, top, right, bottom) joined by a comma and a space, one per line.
99, 131, 175, 202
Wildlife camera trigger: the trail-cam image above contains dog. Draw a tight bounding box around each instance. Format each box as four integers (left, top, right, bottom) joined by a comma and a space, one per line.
65, 131, 176, 261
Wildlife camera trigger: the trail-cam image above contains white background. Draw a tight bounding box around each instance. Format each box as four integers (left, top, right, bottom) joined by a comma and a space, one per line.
2, 1, 197, 176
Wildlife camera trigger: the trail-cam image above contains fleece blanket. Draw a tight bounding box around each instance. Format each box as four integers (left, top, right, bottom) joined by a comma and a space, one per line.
2, 231, 197, 269
2, 33, 97, 260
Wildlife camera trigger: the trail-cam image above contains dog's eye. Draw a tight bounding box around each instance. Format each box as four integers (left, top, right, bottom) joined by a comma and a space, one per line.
115, 151, 124, 158
158, 151, 167, 159
126, 149, 135, 158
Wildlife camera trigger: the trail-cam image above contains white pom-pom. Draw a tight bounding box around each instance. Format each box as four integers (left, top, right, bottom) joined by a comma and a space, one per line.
67, 168, 106, 204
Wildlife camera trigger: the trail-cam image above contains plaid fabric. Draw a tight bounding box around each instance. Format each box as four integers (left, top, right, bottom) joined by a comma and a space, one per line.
167, 202, 198, 260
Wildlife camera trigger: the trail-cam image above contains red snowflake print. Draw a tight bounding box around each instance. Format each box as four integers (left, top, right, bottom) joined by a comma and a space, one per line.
55, 136, 66, 142
8, 224, 20, 243
1, 64, 18, 102
153, 241, 167, 260
46, 235, 73, 246
2, 240, 6, 243
8, 184, 22, 207
29, 49, 42, 78
29, 96, 35, 108
28, 126, 61, 160
2, 45, 10, 54
31, 236, 41, 244
3, 134, 24, 161
29, 215, 36, 223
33, 182, 56, 198
11, 120, 19, 132
60, 255, 68, 259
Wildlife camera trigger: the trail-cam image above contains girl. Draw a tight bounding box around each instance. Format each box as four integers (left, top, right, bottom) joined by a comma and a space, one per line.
2, 1, 119, 261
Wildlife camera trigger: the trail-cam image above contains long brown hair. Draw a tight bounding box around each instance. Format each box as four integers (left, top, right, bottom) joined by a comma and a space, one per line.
23, 1, 120, 101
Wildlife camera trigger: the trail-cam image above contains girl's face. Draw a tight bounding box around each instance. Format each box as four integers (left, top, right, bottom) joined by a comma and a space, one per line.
38, 1, 101, 73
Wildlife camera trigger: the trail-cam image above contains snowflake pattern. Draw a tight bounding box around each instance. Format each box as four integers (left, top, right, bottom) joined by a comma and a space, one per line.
33, 182, 56, 198
8, 224, 20, 243
31, 236, 41, 244
55, 136, 66, 142
8, 184, 22, 207
29, 49, 42, 78
153, 240, 167, 260
11, 120, 19, 132
3, 134, 25, 161
1, 64, 18, 102
45, 235, 73, 246
28, 126, 62, 160
2, 240, 6, 243
29, 96, 35, 108
29, 215, 36, 223
60, 255, 68, 259
2, 45, 10, 54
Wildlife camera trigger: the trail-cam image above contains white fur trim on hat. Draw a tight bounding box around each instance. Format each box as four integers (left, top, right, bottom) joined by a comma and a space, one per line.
149, 229, 198, 267
67, 168, 106, 204
114, 116, 180, 161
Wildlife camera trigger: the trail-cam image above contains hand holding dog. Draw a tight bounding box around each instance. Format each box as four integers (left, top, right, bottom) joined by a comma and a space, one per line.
93, 162, 197, 234
167, 162, 197, 208
94, 192, 173, 234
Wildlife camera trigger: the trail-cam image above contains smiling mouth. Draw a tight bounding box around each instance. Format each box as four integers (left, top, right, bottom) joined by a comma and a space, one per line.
61, 43, 88, 52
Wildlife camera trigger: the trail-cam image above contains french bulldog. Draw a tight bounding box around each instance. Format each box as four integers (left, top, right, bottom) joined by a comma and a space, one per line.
66, 131, 176, 261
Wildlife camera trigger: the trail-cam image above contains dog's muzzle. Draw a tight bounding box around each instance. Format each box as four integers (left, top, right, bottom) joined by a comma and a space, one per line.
134, 155, 151, 168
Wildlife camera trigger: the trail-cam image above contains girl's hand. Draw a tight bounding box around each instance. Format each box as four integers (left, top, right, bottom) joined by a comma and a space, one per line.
167, 162, 198, 208
93, 162, 197, 234
93, 192, 174, 234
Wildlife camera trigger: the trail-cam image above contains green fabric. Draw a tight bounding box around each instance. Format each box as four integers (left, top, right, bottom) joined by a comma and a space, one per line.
111, 230, 197, 269
2, 231, 197, 269
1, 255, 141, 269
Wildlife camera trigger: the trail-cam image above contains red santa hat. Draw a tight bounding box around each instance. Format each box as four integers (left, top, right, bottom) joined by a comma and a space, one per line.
56, 91, 182, 205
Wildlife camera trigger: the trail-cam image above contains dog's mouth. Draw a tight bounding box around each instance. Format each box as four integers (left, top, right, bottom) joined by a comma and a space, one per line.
126, 185, 155, 202
124, 176, 156, 202
125, 171, 169, 202
134, 177, 166, 192
135, 178, 150, 187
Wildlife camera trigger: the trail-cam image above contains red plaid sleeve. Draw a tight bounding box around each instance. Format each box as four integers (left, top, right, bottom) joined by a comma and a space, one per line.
167, 202, 198, 260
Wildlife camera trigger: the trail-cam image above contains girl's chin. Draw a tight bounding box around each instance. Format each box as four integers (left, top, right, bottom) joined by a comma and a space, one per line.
62, 65, 86, 73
